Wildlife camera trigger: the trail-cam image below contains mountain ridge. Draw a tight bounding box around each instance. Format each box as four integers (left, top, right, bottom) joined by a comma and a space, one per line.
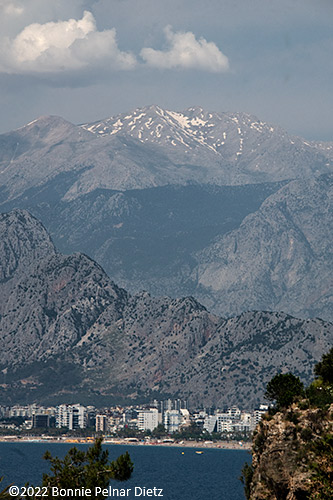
1, 175, 331, 322
0, 105, 332, 203
1, 209, 332, 407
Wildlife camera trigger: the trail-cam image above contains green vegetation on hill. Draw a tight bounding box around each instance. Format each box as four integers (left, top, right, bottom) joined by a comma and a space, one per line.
242, 348, 333, 500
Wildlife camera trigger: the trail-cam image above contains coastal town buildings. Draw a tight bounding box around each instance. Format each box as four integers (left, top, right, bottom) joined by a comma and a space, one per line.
32, 414, 50, 428
0, 402, 269, 435
203, 406, 267, 433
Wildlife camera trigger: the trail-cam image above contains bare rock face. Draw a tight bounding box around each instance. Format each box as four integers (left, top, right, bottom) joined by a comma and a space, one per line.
0, 210, 128, 366
0, 209, 55, 282
249, 404, 333, 499
193, 175, 333, 321
0, 210, 332, 406
1, 177, 332, 322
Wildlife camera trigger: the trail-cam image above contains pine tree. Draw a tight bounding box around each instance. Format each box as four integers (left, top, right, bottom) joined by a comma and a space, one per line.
265, 372, 304, 409
40, 438, 133, 499
0, 439, 133, 500
0, 477, 13, 500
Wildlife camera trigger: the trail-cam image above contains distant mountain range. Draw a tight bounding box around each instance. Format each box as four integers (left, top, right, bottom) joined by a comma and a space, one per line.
1, 106, 332, 203
0, 210, 332, 407
0, 106, 332, 322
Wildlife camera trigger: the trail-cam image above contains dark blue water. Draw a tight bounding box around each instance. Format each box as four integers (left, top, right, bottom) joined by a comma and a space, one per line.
0, 443, 249, 500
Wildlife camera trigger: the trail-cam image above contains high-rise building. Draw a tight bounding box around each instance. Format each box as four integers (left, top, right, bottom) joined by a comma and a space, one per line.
164, 410, 181, 433
56, 404, 87, 430
32, 414, 50, 428
215, 412, 233, 432
96, 414, 108, 433
137, 409, 159, 432
159, 399, 187, 414
203, 415, 217, 433
251, 404, 269, 430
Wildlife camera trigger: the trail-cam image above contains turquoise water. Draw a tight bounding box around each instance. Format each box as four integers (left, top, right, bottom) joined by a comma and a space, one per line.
0, 443, 249, 500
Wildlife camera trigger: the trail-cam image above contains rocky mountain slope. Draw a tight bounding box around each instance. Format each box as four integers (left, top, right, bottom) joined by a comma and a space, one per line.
0, 106, 332, 324
0, 210, 129, 368
1, 181, 285, 298
1, 210, 332, 407
192, 174, 333, 320
0, 106, 332, 204
2, 175, 331, 322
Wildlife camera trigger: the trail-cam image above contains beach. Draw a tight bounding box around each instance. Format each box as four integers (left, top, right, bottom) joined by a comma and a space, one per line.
0, 435, 251, 450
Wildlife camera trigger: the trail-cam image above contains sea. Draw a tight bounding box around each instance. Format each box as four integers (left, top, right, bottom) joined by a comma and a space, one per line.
0, 442, 249, 500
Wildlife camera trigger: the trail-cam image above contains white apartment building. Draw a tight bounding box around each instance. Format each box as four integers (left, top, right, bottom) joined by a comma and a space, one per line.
164, 410, 181, 433
109, 415, 123, 433
137, 408, 159, 432
251, 404, 269, 429
216, 413, 233, 432
9, 405, 40, 418
56, 404, 87, 430
227, 406, 241, 420
203, 415, 217, 433
96, 414, 108, 433
203, 406, 267, 434
238, 412, 252, 432
180, 408, 191, 427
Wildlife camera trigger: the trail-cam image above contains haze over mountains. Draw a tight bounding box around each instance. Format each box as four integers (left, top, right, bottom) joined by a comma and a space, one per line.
0, 105, 332, 405
0, 105, 332, 202
193, 175, 333, 320
1, 210, 332, 407
0, 105, 332, 322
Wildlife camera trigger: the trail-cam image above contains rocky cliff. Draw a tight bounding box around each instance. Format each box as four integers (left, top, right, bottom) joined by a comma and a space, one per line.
245, 352, 333, 499
249, 404, 333, 499
193, 174, 333, 321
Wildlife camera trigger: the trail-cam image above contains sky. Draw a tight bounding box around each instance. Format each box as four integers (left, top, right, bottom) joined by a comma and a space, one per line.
0, 0, 332, 140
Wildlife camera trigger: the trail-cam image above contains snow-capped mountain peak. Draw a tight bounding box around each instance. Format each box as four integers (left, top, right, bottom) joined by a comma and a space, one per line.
1, 105, 332, 204
80, 105, 290, 159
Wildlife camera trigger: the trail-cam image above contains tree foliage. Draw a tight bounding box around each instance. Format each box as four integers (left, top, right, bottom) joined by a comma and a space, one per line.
306, 348, 333, 408
151, 423, 167, 438
40, 438, 133, 498
0, 439, 133, 500
314, 347, 333, 384
172, 422, 203, 440
240, 463, 253, 500
0, 477, 12, 500
265, 372, 304, 409
309, 433, 333, 499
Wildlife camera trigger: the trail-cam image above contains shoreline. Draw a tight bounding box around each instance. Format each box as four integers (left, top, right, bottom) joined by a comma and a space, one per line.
0, 436, 251, 450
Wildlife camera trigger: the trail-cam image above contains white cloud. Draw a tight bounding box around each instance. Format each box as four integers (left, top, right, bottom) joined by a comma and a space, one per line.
0, 10, 136, 74
0, 1, 23, 16
140, 25, 230, 72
